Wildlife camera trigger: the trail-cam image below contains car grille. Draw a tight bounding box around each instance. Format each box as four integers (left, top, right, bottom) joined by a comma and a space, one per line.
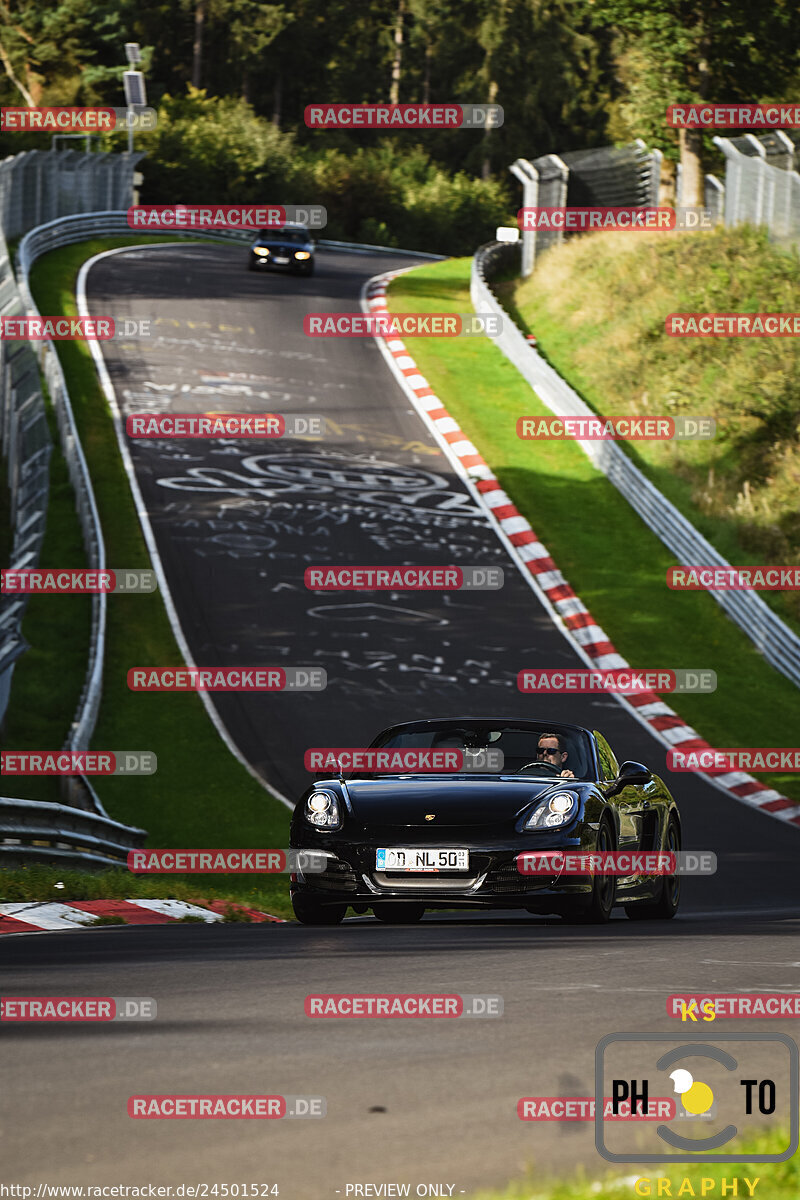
484, 861, 551, 894
309, 858, 357, 893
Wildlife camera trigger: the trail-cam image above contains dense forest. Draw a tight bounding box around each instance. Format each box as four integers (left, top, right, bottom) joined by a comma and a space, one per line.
1, 0, 798, 249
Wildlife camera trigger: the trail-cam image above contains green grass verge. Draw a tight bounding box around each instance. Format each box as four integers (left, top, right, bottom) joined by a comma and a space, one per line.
496, 225, 800, 634
387, 260, 800, 804
2, 387, 92, 802
470, 1127, 796, 1200
4, 235, 292, 910
0, 865, 292, 919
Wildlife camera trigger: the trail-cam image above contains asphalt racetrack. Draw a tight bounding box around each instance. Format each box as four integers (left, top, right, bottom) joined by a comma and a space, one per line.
3, 244, 798, 1192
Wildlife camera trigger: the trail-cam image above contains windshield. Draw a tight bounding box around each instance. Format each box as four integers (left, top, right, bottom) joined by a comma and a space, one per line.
257, 228, 309, 243
353, 723, 595, 779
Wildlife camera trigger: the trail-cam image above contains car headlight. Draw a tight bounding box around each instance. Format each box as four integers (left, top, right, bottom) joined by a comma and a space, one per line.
304, 790, 342, 829
294, 250, 311, 260
524, 791, 578, 830
253, 246, 270, 255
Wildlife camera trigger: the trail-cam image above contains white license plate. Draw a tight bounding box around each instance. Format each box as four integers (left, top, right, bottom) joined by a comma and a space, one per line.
376, 848, 468, 872
274, 256, 290, 264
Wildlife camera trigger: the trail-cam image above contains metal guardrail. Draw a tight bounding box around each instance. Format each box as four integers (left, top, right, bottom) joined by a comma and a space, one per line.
471, 241, 800, 688
0, 224, 52, 727
17, 224, 109, 752
0, 797, 146, 868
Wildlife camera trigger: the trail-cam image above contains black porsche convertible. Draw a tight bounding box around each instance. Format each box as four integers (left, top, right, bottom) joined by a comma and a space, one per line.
289, 718, 682, 925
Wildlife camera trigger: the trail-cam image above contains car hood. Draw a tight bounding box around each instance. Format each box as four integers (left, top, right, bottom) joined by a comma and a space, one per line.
340, 776, 580, 827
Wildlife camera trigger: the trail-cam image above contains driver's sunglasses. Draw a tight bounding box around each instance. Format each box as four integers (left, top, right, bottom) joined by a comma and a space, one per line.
537, 746, 560, 756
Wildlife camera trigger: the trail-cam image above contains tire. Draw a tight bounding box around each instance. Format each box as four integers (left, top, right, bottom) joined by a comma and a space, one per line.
302, 262, 315, 277
291, 893, 346, 925
248, 259, 257, 271
625, 815, 681, 921
560, 818, 616, 924
373, 903, 425, 924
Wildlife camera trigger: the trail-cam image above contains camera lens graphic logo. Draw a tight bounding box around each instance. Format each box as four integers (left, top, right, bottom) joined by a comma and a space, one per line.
670, 1068, 714, 1115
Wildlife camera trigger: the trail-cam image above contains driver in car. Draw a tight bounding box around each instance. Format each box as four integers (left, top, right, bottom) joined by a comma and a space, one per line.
536, 733, 575, 778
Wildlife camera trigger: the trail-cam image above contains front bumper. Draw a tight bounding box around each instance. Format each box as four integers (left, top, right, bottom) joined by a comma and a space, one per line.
250, 253, 311, 271
290, 836, 592, 911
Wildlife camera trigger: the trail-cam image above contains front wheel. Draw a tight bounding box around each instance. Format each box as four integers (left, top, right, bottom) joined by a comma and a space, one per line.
560, 818, 616, 924
625, 815, 681, 921
373, 903, 425, 924
292, 893, 346, 925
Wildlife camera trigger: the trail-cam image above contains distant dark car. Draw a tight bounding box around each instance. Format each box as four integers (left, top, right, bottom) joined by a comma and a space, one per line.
248, 224, 315, 276
289, 717, 682, 926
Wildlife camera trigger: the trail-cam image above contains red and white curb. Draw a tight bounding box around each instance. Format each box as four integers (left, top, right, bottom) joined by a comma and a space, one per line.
0, 898, 285, 935
362, 271, 800, 829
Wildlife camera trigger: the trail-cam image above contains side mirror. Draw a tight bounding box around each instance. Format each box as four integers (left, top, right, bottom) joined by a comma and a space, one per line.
604, 760, 652, 796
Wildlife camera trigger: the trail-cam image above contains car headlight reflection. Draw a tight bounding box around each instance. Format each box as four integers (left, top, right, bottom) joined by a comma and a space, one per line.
305, 790, 342, 829
294, 250, 311, 260
524, 791, 578, 830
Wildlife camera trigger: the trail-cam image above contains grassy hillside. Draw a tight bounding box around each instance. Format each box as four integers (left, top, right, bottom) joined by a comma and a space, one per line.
496, 225, 800, 632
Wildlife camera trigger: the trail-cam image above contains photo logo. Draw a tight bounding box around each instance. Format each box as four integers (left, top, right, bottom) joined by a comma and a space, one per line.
595, 1032, 799, 1163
